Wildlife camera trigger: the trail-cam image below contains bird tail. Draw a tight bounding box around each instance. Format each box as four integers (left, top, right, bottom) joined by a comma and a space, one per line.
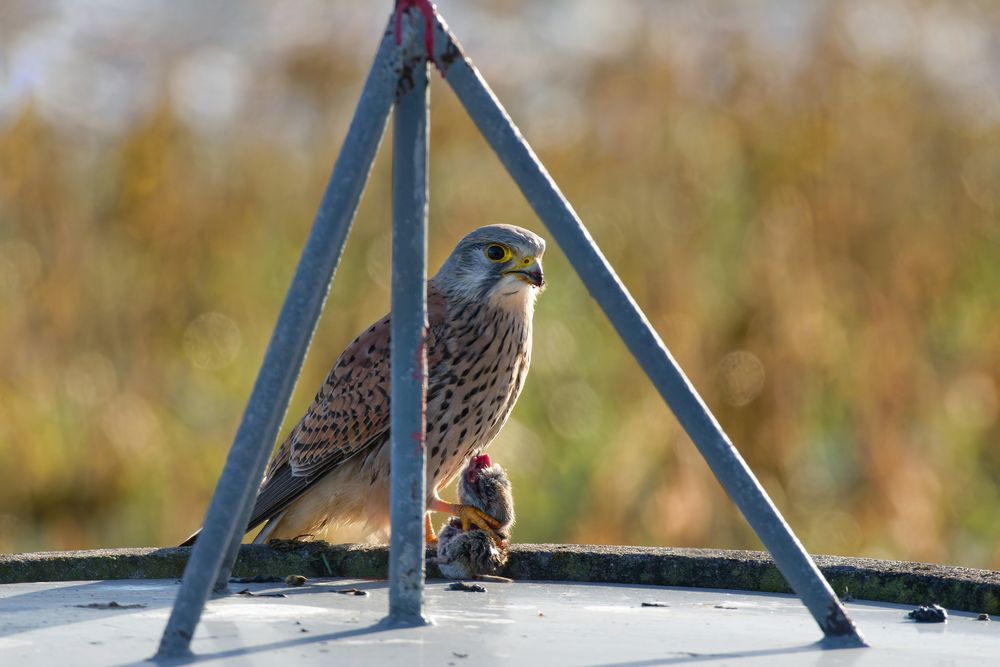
179, 486, 291, 547
179, 529, 200, 547
250, 510, 285, 544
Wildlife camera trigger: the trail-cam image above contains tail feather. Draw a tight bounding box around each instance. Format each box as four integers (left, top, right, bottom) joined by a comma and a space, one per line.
178, 510, 283, 547
251, 510, 285, 544
179, 530, 200, 547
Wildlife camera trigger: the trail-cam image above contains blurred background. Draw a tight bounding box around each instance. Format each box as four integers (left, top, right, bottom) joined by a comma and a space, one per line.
1, 0, 998, 569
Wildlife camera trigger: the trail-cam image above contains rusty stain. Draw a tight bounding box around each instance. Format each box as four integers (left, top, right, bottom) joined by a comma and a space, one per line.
394, 1, 439, 98
411, 327, 427, 452
437, 36, 465, 77
397, 60, 417, 99
410, 326, 428, 383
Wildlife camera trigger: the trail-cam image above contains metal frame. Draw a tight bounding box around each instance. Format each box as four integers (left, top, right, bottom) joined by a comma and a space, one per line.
387, 18, 431, 626
156, 3, 866, 659
155, 18, 401, 659
425, 12, 864, 647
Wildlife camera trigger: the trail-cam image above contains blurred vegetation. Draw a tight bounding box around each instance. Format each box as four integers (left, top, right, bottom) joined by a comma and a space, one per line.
1, 2, 998, 569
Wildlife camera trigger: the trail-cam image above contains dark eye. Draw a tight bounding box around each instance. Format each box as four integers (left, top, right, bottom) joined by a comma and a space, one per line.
484, 244, 511, 263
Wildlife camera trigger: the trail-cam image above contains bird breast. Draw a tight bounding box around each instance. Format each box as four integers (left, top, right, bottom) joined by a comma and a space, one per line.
423, 302, 532, 492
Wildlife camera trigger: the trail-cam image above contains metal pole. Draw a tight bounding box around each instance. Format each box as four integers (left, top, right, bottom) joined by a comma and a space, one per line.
155, 22, 401, 659
209, 21, 404, 596
427, 14, 866, 647
386, 11, 430, 627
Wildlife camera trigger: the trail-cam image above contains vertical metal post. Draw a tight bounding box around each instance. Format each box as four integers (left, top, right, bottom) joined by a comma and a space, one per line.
155, 22, 401, 660
427, 15, 865, 647
386, 12, 430, 627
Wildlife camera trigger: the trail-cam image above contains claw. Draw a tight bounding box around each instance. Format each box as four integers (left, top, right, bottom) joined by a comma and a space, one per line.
427, 497, 502, 544
458, 505, 502, 543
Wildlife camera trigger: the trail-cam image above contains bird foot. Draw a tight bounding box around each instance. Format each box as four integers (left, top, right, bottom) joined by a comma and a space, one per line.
427, 498, 503, 544
425, 514, 438, 544
458, 505, 502, 542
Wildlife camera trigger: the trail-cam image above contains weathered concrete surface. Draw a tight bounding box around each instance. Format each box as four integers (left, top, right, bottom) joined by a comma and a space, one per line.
5, 577, 1000, 666
1, 543, 997, 614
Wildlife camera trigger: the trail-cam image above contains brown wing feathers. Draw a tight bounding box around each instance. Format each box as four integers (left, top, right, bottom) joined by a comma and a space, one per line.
245, 314, 395, 531
180, 288, 452, 547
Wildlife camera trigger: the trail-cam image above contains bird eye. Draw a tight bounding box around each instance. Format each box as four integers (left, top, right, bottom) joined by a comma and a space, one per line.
484, 244, 512, 263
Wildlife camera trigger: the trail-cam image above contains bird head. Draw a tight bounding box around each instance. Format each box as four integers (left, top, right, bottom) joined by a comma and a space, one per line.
431, 224, 546, 305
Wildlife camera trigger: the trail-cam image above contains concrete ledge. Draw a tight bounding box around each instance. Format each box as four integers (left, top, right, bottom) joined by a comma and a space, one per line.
1, 543, 997, 614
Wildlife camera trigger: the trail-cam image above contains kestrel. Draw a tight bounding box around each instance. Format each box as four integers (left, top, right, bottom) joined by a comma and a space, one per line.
182, 224, 544, 546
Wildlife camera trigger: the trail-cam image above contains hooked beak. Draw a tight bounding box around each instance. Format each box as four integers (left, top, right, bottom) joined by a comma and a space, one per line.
503, 257, 545, 289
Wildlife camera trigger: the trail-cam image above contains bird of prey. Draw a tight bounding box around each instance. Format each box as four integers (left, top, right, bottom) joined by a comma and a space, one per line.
434, 453, 515, 580
183, 224, 544, 546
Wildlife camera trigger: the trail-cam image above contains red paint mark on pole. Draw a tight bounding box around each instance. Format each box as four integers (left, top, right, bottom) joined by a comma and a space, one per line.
394, 0, 436, 57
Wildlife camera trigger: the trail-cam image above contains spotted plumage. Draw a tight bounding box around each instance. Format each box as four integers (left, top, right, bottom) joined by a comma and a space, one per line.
182, 225, 545, 546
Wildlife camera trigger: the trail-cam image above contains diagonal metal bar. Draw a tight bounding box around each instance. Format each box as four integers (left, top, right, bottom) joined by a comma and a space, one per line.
425, 11, 866, 647
386, 13, 431, 626
155, 21, 401, 659
210, 20, 404, 597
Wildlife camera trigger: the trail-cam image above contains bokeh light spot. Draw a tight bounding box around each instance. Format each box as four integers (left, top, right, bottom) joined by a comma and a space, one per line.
100, 394, 161, 454
64, 352, 118, 408
718, 350, 766, 407
182, 312, 242, 371
170, 48, 248, 132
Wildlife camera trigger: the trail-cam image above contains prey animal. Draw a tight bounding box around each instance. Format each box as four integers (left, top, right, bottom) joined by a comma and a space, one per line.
181, 224, 545, 546
435, 453, 514, 581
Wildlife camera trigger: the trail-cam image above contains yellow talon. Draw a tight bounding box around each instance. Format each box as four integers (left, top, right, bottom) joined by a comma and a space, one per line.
458, 505, 501, 541
427, 497, 502, 544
